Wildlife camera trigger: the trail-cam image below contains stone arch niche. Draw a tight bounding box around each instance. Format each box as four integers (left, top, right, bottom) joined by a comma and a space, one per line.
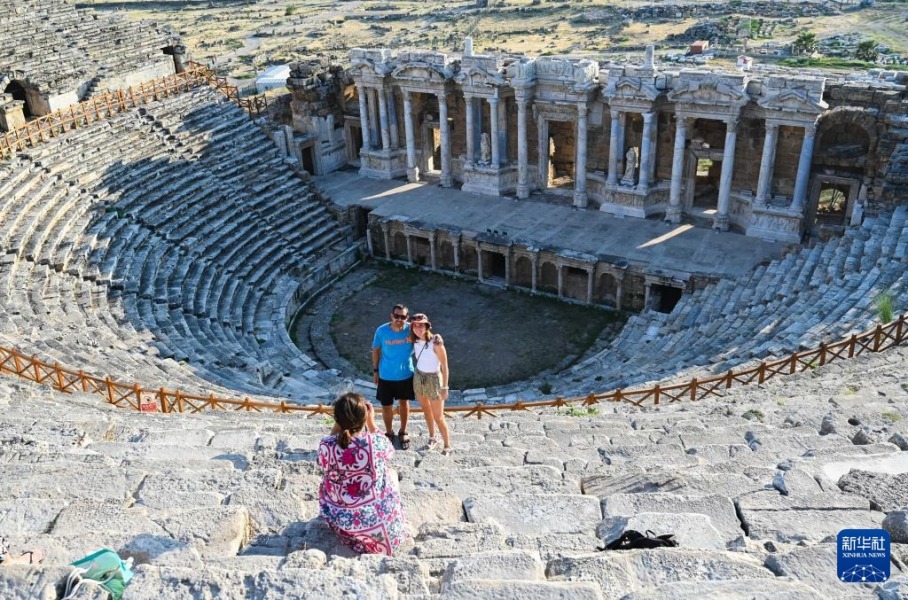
597, 272, 618, 306
538, 261, 558, 294
807, 108, 878, 237
513, 256, 533, 288
392, 232, 407, 260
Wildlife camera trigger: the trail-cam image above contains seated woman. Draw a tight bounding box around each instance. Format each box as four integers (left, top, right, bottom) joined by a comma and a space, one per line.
318, 392, 405, 555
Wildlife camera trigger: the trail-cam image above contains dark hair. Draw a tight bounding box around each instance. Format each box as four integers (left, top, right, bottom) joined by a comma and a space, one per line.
334, 392, 367, 449
392, 303, 408, 314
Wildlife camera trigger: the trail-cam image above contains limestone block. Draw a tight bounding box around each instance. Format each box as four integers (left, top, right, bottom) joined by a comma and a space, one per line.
399, 489, 465, 532
414, 522, 505, 559
157, 506, 251, 558
525, 450, 565, 470
464, 493, 601, 536
281, 548, 327, 570
598, 444, 699, 469
837, 470, 908, 512
208, 428, 265, 451
417, 446, 527, 469
441, 550, 544, 590
0, 566, 69, 600
294, 516, 360, 558
765, 544, 874, 600
0, 499, 65, 534
358, 554, 433, 595
0, 464, 144, 501
602, 493, 744, 549
124, 565, 399, 599
736, 491, 880, 544
229, 488, 313, 534
546, 549, 774, 600
598, 512, 726, 551
441, 580, 603, 600
619, 578, 825, 599
120, 533, 204, 568
772, 468, 822, 496
399, 465, 575, 498
504, 532, 602, 559
884, 509, 908, 544
52, 500, 167, 543
802, 450, 908, 483
135, 428, 215, 446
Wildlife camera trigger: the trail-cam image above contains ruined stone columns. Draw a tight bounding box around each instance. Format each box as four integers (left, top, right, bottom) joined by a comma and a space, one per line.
755, 121, 779, 207
405, 234, 413, 265
517, 98, 529, 199
714, 118, 738, 231
386, 89, 399, 149
437, 92, 453, 187
616, 112, 627, 175
615, 275, 623, 311
452, 237, 461, 272
464, 94, 476, 163
403, 91, 419, 182
428, 232, 437, 270
667, 115, 688, 224
586, 267, 594, 305
489, 97, 500, 166
377, 86, 391, 151
366, 227, 374, 256
556, 263, 564, 298
357, 85, 372, 151
638, 112, 655, 192
477, 249, 484, 283
791, 123, 817, 212
504, 247, 511, 286
530, 254, 538, 291
607, 109, 620, 186
368, 89, 380, 148
381, 222, 391, 260
574, 102, 589, 208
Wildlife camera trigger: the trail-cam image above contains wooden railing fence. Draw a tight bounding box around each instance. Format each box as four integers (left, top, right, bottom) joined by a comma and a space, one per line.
0, 314, 904, 419
0, 62, 268, 159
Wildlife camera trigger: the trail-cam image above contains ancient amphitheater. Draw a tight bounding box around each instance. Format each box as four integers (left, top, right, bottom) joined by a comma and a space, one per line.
1, 1, 907, 598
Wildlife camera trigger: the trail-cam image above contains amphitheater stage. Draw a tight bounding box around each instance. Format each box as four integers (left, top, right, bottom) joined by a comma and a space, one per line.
317, 171, 786, 280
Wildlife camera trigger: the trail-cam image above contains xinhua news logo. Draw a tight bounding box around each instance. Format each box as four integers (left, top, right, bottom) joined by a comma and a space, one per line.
837, 529, 890, 583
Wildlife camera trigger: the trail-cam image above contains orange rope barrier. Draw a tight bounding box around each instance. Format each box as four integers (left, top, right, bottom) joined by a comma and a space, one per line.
0, 314, 904, 419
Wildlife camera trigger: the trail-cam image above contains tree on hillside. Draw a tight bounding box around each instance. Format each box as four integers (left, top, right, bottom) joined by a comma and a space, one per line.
855, 39, 879, 62
792, 31, 818, 55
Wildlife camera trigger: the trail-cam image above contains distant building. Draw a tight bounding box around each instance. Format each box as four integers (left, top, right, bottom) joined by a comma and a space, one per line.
256, 64, 291, 93
689, 40, 710, 55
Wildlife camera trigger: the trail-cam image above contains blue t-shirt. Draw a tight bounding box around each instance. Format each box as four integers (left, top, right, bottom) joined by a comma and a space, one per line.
372, 323, 414, 381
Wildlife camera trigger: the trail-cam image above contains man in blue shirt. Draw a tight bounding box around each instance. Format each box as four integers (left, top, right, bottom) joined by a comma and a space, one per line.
371, 303, 415, 449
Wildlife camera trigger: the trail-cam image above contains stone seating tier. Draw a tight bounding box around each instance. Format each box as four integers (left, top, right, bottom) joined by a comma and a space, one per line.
542, 205, 908, 404
0, 87, 354, 401
0, 0, 176, 94
1, 337, 906, 599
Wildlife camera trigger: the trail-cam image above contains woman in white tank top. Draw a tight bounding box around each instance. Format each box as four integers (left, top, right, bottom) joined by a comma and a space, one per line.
408, 313, 452, 455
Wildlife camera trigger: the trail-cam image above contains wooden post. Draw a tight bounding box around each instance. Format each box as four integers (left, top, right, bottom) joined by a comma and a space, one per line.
54, 363, 66, 391
789, 352, 798, 374
725, 370, 734, 389
848, 334, 857, 358
873, 324, 883, 352
158, 388, 168, 413
757, 362, 766, 384
78, 370, 88, 391
105, 376, 116, 404
653, 384, 660, 405
819, 343, 827, 366
689, 378, 698, 402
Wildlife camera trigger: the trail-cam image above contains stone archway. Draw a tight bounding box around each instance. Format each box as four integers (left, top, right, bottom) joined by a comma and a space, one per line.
513, 256, 533, 288
539, 261, 558, 294
3, 80, 33, 118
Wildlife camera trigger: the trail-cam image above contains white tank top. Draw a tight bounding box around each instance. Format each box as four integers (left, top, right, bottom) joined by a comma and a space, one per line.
414, 338, 441, 373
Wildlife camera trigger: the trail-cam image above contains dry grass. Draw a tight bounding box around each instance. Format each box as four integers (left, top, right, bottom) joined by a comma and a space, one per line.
78, 0, 908, 80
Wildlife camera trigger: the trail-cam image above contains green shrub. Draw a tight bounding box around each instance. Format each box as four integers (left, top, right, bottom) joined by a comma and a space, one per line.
742, 409, 765, 423
539, 381, 552, 394
877, 291, 894, 324
882, 411, 902, 423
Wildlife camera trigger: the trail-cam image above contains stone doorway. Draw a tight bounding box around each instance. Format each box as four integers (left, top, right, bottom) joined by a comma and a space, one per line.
807, 175, 859, 238
684, 146, 723, 226
300, 145, 316, 174
547, 121, 575, 193
422, 122, 441, 176
3, 81, 32, 118
650, 284, 683, 313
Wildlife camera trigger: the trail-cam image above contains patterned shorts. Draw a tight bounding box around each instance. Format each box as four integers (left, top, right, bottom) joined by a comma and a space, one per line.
413, 368, 442, 400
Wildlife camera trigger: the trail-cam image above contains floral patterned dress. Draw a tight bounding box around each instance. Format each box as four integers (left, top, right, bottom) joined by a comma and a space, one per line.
317, 432, 405, 555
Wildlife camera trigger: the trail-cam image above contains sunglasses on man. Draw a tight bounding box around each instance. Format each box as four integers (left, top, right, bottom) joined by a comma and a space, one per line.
392, 313, 409, 320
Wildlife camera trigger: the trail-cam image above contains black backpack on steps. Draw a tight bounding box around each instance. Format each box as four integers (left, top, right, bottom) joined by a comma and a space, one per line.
602, 530, 679, 550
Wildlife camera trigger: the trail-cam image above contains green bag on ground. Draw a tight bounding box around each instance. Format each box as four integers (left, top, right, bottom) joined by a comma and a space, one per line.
62, 548, 134, 600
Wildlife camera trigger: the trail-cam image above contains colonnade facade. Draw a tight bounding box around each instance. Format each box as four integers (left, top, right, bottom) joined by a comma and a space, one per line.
366, 217, 698, 313
344, 44, 891, 244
